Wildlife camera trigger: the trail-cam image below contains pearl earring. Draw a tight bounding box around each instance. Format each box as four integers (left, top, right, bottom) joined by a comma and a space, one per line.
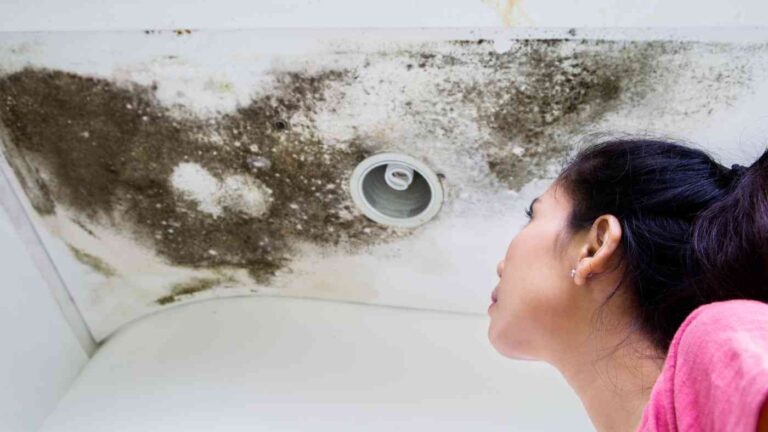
570, 268, 576, 278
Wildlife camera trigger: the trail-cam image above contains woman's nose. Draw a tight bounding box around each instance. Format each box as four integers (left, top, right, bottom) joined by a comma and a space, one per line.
497, 260, 505, 278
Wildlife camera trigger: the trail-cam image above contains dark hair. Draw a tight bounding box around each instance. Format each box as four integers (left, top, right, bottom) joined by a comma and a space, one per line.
555, 133, 768, 353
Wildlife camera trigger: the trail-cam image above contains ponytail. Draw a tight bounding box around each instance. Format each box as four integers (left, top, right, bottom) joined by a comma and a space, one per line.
689, 149, 768, 303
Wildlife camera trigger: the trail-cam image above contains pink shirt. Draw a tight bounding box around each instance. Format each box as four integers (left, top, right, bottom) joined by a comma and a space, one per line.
637, 299, 768, 432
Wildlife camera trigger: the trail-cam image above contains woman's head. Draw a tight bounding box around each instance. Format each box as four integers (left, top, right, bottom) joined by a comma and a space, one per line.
488, 134, 768, 361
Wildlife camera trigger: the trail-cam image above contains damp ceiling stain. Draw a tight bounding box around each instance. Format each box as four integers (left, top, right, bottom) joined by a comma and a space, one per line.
0, 37, 761, 307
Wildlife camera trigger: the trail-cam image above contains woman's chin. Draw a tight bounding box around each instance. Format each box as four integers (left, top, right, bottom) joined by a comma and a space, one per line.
487, 325, 539, 361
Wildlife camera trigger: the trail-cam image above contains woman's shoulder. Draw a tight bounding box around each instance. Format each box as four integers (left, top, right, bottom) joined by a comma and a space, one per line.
691, 298, 768, 315
638, 300, 768, 431
664, 299, 768, 431
677, 298, 768, 340
671, 298, 768, 384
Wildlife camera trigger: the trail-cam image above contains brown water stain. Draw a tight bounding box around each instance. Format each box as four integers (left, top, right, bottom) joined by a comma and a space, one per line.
156, 275, 234, 305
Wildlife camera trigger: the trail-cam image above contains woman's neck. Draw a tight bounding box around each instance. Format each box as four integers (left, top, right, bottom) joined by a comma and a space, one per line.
551, 327, 665, 432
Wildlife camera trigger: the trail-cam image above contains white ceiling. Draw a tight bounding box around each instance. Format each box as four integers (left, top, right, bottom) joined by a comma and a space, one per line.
2, 28, 768, 341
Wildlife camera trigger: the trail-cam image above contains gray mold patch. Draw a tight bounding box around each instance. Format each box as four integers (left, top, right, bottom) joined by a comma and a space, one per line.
0, 67, 397, 284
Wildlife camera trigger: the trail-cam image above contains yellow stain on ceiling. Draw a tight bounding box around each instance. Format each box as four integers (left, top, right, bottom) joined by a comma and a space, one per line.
482, 0, 535, 26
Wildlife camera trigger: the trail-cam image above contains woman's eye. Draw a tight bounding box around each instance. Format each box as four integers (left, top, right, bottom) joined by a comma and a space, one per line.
524, 205, 533, 219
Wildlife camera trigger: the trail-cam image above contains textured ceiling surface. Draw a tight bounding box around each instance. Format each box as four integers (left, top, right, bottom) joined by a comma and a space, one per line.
1, 29, 767, 340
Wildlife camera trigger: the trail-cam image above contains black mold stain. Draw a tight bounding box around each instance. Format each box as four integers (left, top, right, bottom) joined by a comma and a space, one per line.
0, 67, 397, 284
446, 39, 748, 190
143, 29, 194, 36
71, 218, 98, 238
449, 39, 493, 47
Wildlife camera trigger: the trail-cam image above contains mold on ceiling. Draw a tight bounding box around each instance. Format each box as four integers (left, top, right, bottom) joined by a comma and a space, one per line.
0, 29, 766, 340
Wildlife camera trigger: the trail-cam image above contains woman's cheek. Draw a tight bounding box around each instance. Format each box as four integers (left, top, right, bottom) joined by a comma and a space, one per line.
497, 241, 559, 350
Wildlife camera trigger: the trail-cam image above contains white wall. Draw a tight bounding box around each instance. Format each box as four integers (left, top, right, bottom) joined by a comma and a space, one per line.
0, 203, 88, 432
40, 296, 593, 432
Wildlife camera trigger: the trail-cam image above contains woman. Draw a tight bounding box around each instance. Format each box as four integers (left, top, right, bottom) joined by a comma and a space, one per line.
487, 135, 768, 432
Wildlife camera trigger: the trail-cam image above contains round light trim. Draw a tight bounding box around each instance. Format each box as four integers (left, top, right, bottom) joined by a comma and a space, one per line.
350, 153, 444, 228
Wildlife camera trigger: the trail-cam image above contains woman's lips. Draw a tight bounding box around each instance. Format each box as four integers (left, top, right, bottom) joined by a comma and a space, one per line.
488, 288, 498, 314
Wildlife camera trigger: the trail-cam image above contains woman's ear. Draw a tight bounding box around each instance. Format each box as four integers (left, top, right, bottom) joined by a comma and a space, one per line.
573, 214, 622, 286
